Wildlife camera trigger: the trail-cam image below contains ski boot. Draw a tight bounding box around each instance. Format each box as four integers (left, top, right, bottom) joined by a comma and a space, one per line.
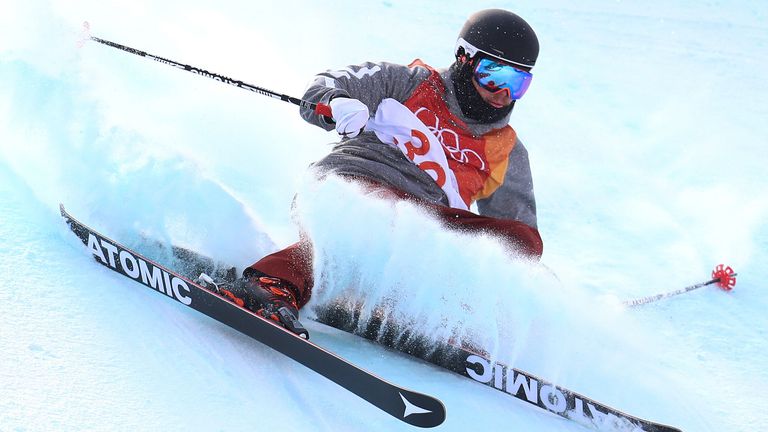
196, 273, 309, 339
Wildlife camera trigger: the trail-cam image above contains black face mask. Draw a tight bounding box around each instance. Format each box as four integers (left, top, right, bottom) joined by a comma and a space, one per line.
450, 60, 515, 124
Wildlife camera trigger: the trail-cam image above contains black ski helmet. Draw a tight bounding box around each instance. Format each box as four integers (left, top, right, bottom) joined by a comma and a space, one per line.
450, 9, 540, 123
455, 9, 540, 68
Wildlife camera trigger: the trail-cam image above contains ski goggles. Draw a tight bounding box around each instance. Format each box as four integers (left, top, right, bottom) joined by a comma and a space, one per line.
473, 57, 533, 100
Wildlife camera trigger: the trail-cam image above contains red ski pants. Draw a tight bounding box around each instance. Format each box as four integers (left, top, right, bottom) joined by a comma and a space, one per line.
246, 181, 543, 309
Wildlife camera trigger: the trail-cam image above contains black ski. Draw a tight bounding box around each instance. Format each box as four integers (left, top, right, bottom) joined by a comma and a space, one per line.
314, 304, 683, 432
163, 241, 683, 432
59, 204, 445, 429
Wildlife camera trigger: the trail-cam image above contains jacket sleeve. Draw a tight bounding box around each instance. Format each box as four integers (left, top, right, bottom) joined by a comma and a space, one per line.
476, 138, 538, 229
299, 61, 430, 130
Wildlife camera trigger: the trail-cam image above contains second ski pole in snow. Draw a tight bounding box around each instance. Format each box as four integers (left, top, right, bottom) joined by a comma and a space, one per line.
623, 264, 737, 307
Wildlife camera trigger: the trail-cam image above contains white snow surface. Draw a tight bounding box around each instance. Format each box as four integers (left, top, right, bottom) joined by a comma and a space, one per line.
1, 1, 767, 431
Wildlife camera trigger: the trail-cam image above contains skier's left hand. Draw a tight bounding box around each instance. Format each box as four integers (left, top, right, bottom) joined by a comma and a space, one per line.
329, 97, 369, 138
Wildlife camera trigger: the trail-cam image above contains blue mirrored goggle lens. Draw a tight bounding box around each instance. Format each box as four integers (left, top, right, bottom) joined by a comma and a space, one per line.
473, 58, 533, 100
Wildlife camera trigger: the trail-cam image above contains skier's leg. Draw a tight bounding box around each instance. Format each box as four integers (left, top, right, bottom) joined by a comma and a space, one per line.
425, 204, 543, 259
244, 241, 314, 308
348, 177, 543, 259
207, 241, 312, 336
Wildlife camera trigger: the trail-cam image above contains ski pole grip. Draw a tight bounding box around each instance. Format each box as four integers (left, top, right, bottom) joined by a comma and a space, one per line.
314, 103, 333, 118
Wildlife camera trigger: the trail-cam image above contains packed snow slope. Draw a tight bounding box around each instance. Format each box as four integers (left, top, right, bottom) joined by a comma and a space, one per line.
2, 1, 767, 431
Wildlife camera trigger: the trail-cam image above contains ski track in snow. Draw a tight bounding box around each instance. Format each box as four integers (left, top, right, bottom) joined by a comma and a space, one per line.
2, 1, 767, 431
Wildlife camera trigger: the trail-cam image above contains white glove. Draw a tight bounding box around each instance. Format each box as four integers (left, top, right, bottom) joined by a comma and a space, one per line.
329, 97, 369, 138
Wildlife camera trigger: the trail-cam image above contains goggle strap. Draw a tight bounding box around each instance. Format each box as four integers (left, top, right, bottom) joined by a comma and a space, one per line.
455, 37, 534, 69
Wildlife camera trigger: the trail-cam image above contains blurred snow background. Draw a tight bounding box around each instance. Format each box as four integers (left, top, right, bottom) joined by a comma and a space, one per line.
1, 0, 766, 430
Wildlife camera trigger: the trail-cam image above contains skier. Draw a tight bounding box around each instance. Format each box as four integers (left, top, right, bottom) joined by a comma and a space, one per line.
219, 9, 544, 332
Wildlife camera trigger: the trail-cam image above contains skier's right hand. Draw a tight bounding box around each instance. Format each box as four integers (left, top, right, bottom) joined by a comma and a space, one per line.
329, 97, 369, 139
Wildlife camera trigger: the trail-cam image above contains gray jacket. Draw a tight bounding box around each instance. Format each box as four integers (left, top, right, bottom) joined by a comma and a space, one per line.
299, 61, 538, 229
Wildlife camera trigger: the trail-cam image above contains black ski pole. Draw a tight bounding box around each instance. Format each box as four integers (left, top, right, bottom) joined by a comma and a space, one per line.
82, 23, 332, 117
623, 264, 737, 307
